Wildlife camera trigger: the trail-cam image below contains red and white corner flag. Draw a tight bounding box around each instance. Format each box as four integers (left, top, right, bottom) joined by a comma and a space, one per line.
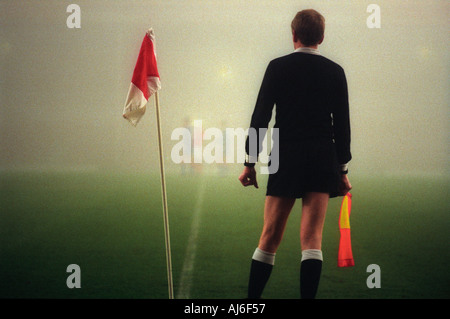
123, 28, 161, 126
122, 29, 173, 299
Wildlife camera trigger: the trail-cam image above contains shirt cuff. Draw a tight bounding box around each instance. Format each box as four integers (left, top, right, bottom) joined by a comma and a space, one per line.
244, 154, 257, 167
340, 163, 349, 174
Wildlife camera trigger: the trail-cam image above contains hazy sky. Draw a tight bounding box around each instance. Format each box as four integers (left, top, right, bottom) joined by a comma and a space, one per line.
0, 0, 448, 176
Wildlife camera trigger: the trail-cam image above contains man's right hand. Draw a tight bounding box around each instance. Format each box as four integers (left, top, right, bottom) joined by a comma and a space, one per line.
239, 166, 259, 188
338, 174, 352, 196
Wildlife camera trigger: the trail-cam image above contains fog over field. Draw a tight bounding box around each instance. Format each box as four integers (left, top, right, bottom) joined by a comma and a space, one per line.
1, 0, 448, 177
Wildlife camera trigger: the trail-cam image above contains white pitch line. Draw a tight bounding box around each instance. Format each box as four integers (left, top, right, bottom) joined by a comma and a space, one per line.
176, 180, 206, 299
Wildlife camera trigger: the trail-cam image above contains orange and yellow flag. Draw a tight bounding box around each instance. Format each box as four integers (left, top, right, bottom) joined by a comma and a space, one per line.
338, 193, 354, 267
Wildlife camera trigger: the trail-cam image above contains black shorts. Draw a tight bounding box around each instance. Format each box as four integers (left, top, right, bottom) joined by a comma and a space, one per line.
266, 139, 341, 198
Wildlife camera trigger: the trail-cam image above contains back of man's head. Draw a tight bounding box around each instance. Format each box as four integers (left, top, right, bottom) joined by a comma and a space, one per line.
291, 9, 325, 46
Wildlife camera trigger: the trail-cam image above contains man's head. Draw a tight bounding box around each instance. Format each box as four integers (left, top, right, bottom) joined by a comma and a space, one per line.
291, 9, 325, 47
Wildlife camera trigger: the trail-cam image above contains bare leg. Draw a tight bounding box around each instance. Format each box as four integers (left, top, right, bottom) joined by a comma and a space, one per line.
300, 192, 329, 250
258, 196, 296, 253
248, 195, 296, 298
299, 192, 329, 299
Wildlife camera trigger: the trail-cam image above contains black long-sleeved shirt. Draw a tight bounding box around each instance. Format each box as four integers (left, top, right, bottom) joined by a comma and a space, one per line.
245, 48, 351, 170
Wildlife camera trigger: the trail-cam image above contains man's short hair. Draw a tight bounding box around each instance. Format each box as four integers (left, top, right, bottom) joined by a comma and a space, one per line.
291, 9, 325, 46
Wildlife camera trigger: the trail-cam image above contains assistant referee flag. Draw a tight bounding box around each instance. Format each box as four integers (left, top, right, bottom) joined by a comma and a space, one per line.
338, 193, 354, 267
123, 28, 161, 126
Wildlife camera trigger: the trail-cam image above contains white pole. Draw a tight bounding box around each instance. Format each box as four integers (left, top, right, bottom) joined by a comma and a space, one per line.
154, 91, 174, 299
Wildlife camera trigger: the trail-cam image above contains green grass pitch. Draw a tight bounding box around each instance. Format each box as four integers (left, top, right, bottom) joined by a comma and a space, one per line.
1, 169, 449, 299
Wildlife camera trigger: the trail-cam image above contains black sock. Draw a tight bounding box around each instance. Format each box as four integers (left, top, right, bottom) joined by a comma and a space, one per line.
247, 259, 273, 299
300, 259, 322, 299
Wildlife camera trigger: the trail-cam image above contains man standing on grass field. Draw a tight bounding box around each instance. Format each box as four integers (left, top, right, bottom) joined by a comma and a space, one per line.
239, 9, 352, 299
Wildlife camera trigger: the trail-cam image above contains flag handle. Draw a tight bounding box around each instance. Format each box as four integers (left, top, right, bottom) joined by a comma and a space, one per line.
154, 91, 174, 299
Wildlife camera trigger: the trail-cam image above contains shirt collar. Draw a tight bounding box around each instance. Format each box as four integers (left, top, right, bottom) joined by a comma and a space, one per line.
294, 47, 321, 55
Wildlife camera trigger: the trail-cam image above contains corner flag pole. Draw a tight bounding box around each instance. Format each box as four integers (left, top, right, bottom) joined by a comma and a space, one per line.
154, 91, 174, 299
